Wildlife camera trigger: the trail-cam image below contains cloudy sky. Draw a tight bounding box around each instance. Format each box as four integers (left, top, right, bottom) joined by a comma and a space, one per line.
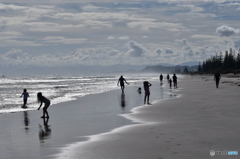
0, 0, 240, 68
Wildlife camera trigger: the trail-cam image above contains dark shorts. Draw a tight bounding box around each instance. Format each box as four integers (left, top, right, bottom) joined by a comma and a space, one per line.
145, 90, 150, 96
43, 101, 50, 109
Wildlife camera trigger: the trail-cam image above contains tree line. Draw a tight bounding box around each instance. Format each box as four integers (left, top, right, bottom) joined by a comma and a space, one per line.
198, 48, 240, 74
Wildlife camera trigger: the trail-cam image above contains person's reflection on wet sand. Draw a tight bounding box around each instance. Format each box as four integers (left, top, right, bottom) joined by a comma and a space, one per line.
39, 118, 51, 143
120, 92, 126, 110
24, 111, 29, 132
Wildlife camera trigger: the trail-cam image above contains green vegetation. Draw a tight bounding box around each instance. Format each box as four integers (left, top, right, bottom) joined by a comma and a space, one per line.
199, 48, 240, 74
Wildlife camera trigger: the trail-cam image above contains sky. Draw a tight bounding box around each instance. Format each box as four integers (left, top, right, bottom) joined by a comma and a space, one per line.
0, 0, 240, 68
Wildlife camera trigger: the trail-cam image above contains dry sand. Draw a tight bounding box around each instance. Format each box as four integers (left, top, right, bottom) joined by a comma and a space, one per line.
56, 74, 240, 159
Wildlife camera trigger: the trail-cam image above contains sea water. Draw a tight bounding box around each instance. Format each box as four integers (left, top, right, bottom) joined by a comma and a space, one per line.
0, 74, 166, 114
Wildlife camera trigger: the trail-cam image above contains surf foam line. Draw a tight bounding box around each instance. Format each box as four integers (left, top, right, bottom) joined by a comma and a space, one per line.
53, 92, 182, 159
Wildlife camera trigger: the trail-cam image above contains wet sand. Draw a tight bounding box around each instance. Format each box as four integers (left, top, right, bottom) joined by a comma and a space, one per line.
0, 80, 171, 159
55, 74, 240, 159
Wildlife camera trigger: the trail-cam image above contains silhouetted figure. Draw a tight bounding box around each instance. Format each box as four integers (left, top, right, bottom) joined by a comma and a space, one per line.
169, 79, 172, 88
172, 74, 178, 88
166, 74, 170, 83
214, 71, 221, 88
37, 92, 51, 118
39, 118, 51, 142
117, 75, 129, 92
20, 89, 29, 108
137, 87, 141, 94
143, 81, 152, 104
159, 74, 163, 83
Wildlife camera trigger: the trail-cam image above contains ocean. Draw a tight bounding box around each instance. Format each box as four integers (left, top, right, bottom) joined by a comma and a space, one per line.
0, 73, 168, 114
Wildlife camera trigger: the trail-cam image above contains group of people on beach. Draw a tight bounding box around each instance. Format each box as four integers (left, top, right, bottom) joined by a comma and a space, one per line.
117, 75, 152, 104
160, 73, 178, 88
20, 90, 51, 118
117, 74, 178, 105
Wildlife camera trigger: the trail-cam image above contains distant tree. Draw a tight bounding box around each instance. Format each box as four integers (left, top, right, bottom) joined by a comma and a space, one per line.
198, 62, 202, 73
183, 67, 189, 73
236, 49, 240, 69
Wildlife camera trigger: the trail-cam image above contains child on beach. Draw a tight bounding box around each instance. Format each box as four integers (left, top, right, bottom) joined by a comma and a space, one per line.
20, 89, 30, 108
37, 92, 51, 118
143, 81, 152, 104
169, 79, 172, 88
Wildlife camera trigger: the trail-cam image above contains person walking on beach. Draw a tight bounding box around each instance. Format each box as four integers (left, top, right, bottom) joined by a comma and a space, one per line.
166, 74, 170, 83
172, 74, 178, 88
20, 89, 30, 108
143, 81, 152, 104
117, 75, 129, 92
159, 74, 163, 83
214, 71, 221, 88
37, 92, 51, 118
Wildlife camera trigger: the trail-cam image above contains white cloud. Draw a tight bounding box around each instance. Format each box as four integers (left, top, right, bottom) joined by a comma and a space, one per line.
81, 4, 102, 11
1, 49, 32, 65
0, 3, 27, 10
165, 48, 174, 54
42, 36, 87, 44
177, 4, 205, 12
118, 36, 129, 40
126, 41, 147, 57
216, 25, 240, 37
127, 21, 185, 31
107, 36, 115, 40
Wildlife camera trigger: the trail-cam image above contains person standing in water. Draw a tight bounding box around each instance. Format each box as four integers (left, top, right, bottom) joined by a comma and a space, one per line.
172, 74, 178, 88
37, 92, 51, 118
117, 75, 129, 92
214, 71, 221, 88
143, 81, 152, 104
20, 89, 30, 108
159, 74, 163, 83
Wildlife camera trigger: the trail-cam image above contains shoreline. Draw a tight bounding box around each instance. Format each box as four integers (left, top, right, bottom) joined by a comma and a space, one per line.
55, 74, 240, 159
0, 78, 172, 159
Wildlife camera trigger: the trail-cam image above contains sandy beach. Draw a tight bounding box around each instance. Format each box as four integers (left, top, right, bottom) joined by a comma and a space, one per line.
1, 74, 240, 159
55, 74, 240, 159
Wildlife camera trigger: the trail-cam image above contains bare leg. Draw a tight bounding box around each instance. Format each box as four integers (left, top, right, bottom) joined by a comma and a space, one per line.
121, 85, 125, 92
147, 95, 150, 104
41, 110, 45, 118
43, 108, 49, 118
45, 110, 49, 118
